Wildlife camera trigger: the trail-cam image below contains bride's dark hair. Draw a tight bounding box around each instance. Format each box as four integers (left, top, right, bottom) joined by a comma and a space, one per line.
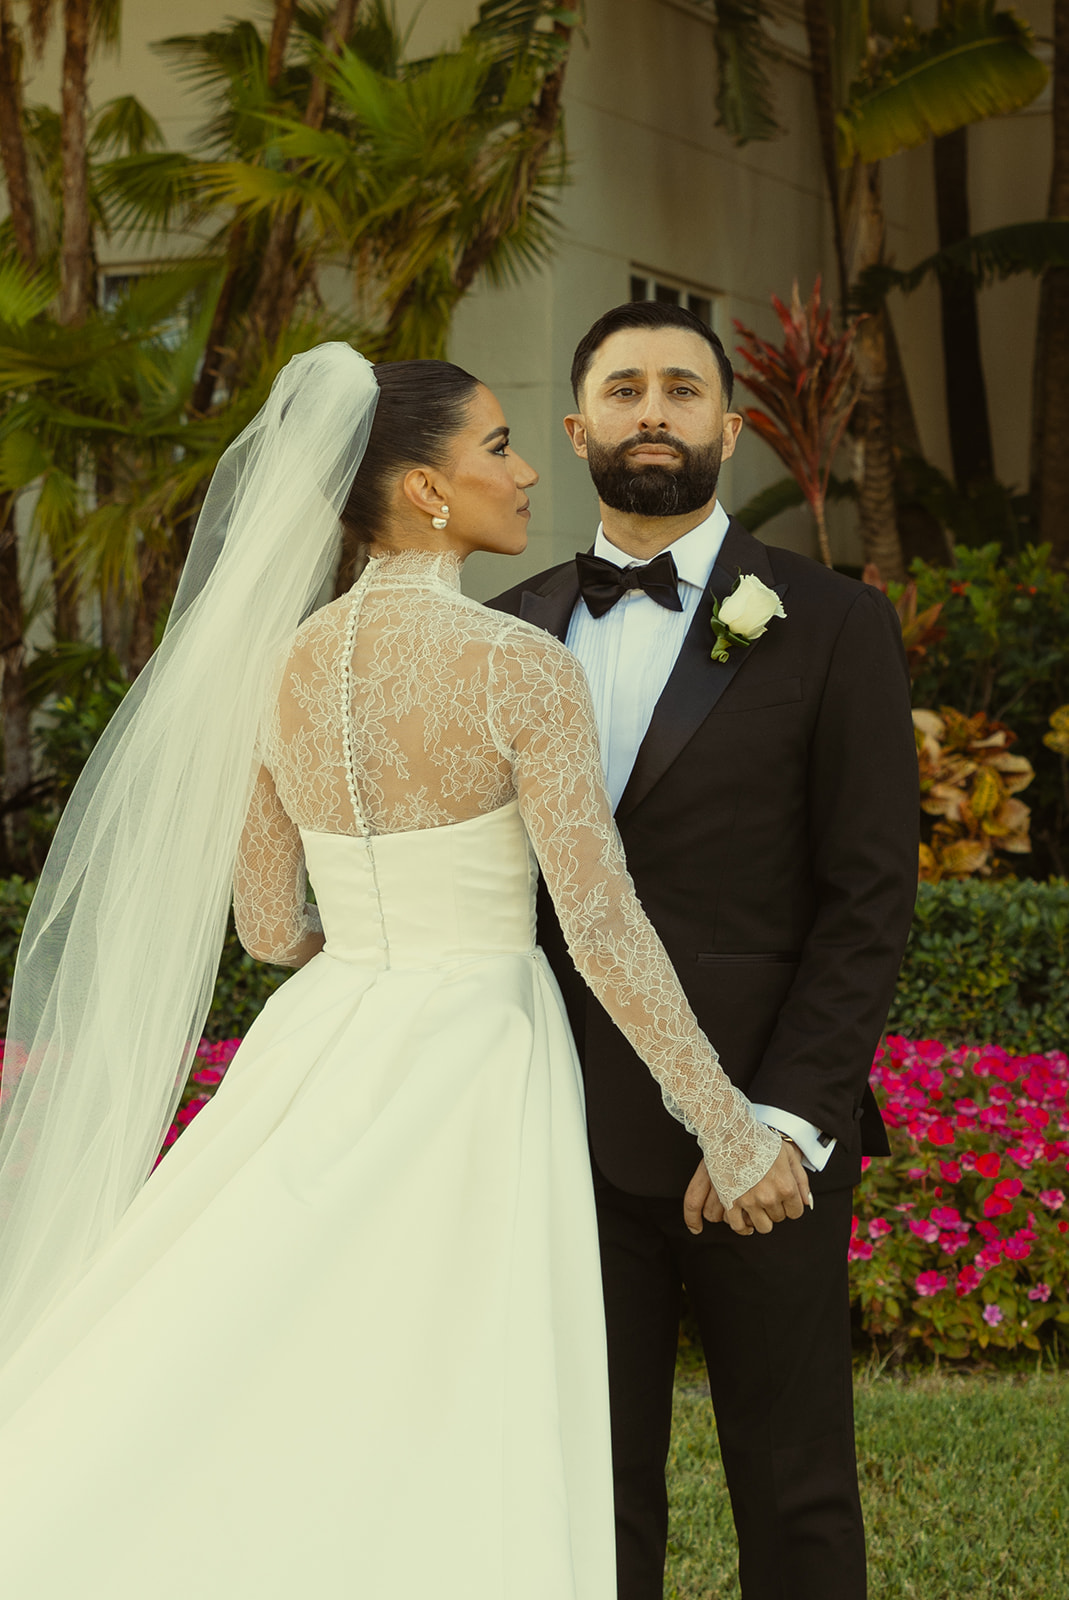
341, 359, 481, 543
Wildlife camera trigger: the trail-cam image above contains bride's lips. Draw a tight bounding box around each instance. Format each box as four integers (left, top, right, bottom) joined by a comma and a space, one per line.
518, 501, 531, 516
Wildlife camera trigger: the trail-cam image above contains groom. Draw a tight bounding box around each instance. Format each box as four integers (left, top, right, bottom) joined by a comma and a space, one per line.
491, 300, 918, 1600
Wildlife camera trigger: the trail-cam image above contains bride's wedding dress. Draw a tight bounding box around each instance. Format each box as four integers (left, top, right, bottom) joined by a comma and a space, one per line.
0, 550, 778, 1598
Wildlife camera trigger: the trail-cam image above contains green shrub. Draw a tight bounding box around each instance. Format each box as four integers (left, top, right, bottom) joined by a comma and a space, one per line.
906, 544, 1069, 878
889, 878, 1069, 1053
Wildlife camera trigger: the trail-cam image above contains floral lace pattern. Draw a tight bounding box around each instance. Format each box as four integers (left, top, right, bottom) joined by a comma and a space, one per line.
233, 548, 780, 1207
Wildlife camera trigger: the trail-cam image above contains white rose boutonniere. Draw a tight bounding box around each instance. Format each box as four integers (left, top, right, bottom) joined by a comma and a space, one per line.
710, 573, 786, 663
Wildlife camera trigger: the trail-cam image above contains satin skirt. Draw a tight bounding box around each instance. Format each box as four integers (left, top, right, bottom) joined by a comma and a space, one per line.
0, 805, 615, 1597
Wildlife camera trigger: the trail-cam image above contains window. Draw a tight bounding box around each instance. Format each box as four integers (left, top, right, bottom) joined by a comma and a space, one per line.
629, 272, 714, 329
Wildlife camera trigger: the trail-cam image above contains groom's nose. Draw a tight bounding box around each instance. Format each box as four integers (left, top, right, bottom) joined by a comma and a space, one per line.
636, 384, 670, 432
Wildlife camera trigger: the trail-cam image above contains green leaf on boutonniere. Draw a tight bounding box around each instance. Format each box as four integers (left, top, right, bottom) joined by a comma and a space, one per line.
709, 598, 754, 663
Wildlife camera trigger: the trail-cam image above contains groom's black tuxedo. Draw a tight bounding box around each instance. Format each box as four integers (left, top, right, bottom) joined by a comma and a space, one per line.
492, 517, 918, 1600
492, 518, 916, 1195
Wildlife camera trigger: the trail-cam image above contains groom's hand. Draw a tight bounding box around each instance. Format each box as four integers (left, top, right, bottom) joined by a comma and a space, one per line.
683, 1160, 725, 1234
726, 1143, 811, 1236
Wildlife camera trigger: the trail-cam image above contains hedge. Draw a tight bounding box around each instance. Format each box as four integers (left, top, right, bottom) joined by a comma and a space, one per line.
887, 878, 1069, 1054
3, 875, 1069, 1052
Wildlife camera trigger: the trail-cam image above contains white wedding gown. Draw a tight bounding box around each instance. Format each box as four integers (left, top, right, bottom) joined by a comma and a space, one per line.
0, 551, 778, 1598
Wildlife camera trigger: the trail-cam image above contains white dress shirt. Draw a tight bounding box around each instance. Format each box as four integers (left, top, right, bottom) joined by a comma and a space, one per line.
565, 504, 834, 1175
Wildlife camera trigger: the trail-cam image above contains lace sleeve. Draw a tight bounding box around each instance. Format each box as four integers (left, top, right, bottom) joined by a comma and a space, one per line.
233, 762, 324, 967
487, 627, 781, 1209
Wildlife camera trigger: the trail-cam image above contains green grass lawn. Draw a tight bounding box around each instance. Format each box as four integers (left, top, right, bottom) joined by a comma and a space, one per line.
665, 1369, 1069, 1600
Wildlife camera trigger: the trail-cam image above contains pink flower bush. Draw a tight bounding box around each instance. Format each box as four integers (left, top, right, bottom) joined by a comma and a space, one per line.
850, 1036, 1069, 1359
155, 1039, 242, 1160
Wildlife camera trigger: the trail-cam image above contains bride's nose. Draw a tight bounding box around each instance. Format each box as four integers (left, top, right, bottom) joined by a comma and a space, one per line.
514, 455, 539, 489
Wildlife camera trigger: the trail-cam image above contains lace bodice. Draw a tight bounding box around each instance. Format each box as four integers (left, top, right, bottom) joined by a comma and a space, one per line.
233, 549, 780, 1207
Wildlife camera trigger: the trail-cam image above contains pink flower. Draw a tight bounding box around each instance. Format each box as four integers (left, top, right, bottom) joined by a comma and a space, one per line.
868, 1218, 893, 1240
860, 1156, 872, 1172
956, 1265, 982, 1297
1039, 1189, 1065, 1211
975, 1152, 1001, 1179
908, 1218, 940, 1244
931, 1205, 962, 1227
915, 1271, 948, 1298
982, 1303, 1004, 1327
938, 1159, 962, 1183
993, 1178, 1023, 1200
983, 1195, 1014, 1219
1028, 1283, 1052, 1302
1003, 1237, 1032, 1261
907, 1166, 926, 1180
976, 1247, 1004, 1272
927, 1119, 955, 1146
848, 1240, 874, 1261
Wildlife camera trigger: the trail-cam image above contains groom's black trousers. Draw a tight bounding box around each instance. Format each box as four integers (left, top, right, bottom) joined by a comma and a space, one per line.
593, 1166, 865, 1600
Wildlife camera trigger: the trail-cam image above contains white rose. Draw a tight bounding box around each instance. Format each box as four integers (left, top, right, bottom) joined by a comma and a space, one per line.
718, 573, 786, 639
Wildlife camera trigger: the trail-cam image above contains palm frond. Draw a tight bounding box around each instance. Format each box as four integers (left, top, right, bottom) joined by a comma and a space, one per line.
95, 151, 206, 237
713, 0, 783, 146
853, 219, 1069, 309
837, 2, 1047, 165
0, 254, 56, 326
90, 95, 166, 157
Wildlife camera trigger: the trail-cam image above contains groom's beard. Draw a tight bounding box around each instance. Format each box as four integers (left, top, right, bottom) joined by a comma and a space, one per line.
586, 431, 723, 518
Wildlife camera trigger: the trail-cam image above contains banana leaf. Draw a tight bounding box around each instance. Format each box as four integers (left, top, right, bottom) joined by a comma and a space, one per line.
837, 3, 1047, 166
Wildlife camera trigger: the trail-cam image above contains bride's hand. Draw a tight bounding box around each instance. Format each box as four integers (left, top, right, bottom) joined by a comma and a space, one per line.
724, 1142, 811, 1236
683, 1159, 725, 1235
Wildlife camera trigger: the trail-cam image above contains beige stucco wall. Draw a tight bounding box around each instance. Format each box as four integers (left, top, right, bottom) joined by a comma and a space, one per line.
15, 0, 1056, 601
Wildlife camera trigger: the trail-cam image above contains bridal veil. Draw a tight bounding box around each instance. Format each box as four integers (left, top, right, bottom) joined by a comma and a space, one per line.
0, 343, 378, 1364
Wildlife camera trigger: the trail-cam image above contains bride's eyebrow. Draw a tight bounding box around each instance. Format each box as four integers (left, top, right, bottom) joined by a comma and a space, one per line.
482, 426, 509, 445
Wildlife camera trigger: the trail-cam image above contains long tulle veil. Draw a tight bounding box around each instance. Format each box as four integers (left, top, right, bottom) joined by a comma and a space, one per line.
0, 342, 379, 1366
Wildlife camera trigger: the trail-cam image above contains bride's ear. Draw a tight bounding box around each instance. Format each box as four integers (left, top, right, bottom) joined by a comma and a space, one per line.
400, 467, 451, 523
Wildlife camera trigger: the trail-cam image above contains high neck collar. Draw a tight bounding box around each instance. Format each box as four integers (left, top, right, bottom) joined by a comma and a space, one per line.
360, 548, 464, 591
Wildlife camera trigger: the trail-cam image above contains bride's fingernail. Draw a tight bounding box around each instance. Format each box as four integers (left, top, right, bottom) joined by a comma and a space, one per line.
686, 1225, 701, 1235
806, 1193, 814, 1210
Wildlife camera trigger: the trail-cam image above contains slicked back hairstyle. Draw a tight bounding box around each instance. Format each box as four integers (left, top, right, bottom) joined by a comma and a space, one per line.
571, 301, 734, 409
342, 359, 481, 542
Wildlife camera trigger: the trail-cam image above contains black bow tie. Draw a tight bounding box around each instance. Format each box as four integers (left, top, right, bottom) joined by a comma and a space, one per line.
575, 549, 683, 619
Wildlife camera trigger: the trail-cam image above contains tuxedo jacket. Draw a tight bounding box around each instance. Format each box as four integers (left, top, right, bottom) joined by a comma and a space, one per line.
491, 518, 919, 1197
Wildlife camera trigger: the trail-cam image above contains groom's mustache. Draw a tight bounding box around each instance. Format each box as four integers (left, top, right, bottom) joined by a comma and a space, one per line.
612, 432, 689, 464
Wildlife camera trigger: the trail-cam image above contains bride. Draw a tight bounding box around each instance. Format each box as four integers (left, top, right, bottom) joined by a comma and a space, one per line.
0, 344, 802, 1597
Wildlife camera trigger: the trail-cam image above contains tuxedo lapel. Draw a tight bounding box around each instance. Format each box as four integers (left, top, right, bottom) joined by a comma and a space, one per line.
518, 562, 582, 642
616, 519, 786, 821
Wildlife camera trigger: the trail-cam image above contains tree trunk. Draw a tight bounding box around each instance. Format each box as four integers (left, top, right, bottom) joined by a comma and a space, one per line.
266, 0, 298, 88
0, 0, 37, 268
1032, 0, 1069, 558
933, 126, 994, 489
0, 496, 35, 873
128, 545, 175, 677
240, 0, 362, 366
801, 0, 848, 306
843, 158, 907, 580
58, 0, 92, 327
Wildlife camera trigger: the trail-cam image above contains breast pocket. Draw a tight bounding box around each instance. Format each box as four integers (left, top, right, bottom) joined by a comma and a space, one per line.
716, 675, 802, 715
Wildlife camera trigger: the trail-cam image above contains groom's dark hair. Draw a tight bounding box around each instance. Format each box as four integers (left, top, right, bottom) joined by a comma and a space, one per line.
571, 301, 734, 409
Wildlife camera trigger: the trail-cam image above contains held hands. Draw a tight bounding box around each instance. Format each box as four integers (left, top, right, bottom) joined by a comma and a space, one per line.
683, 1142, 812, 1238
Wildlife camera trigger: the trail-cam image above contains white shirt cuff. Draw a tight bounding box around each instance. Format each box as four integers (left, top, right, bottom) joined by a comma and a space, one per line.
752, 1105, 836, 1172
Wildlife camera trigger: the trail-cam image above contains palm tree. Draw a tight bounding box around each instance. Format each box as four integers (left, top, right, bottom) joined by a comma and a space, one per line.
1030, 0, 1069, 562
798, 0, 1047, 578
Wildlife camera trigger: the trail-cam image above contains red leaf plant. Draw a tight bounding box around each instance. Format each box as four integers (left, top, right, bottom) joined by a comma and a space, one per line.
734, 278, 862, 568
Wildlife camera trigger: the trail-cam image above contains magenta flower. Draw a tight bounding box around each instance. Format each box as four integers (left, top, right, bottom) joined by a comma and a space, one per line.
938, 1159, 962, 1183
982, 1303, 1004, 1327
1003, 1237, 1032, 1261
908, 1218, 940, 1244
974, 1151, 1001, 1179
956, 1265, 982, 1297
868, 1218, 893, 1240
927, 1118, 955, 1146
1027, 1283, 1052, 1302
1039, 1189, 1065, 1211
915, 1271, 948, 1298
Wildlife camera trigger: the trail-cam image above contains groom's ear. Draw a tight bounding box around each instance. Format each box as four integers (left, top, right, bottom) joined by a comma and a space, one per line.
563, 413, 588, 460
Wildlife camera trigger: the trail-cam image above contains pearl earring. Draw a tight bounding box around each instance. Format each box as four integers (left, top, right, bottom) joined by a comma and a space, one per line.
431, 505, 450, 530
